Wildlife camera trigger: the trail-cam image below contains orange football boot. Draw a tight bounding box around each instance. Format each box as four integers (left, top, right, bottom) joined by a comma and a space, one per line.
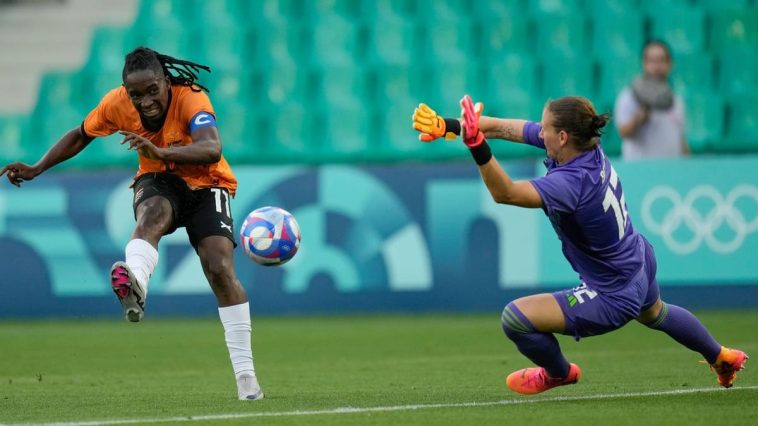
506, 363, 582, 395
710, 347, 748, 388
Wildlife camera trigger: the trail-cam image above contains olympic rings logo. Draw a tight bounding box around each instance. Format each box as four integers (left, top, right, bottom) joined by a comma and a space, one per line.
641, 185, 758, 254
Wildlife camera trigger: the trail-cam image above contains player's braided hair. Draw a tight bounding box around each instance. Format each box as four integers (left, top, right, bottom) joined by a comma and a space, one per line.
122, 47, 211, 93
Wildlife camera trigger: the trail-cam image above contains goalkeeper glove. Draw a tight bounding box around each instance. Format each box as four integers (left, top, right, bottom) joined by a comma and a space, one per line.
412, 103, 461, 142
460, 95, 491, 165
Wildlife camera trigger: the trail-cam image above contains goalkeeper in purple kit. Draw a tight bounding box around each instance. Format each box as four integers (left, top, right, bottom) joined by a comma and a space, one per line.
413, 95, 747, 395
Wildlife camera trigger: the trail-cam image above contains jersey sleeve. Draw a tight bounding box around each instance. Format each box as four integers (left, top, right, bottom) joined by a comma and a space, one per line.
530, 169, 583, 215
522, 121, 546, 149
82, 88, 122, 138
178, 89, 216, 134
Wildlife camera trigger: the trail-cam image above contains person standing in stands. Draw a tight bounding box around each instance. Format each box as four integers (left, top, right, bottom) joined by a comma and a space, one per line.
615, 40, 691, 159
0, 47, 264, 401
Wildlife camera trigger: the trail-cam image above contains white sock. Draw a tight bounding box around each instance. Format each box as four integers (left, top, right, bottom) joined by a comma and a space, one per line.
125, 239, 158, 295
219, 302, 255, 379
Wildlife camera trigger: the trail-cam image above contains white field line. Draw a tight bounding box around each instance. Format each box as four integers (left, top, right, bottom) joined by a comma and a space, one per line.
4, 385, 758, 426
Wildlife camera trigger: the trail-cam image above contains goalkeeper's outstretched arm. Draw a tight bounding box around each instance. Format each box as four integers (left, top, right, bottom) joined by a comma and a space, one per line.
479, 117, 529, 143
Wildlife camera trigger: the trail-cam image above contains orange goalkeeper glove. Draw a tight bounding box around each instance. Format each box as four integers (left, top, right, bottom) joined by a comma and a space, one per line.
412, 103, 461, 142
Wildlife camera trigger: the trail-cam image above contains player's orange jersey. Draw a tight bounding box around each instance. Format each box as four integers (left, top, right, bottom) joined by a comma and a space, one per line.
83, 85, 238, 195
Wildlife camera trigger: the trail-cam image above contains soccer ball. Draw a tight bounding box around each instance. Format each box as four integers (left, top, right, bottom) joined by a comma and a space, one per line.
239, 206, 301, 266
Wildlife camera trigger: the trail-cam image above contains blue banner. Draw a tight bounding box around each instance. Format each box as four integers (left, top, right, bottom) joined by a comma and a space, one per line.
1, 156, 757, 317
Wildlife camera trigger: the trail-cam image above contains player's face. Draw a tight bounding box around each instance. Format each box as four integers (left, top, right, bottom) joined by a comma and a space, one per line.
124, 69, 171, 121
642, 44, 671, 80
540, 108, 562, 160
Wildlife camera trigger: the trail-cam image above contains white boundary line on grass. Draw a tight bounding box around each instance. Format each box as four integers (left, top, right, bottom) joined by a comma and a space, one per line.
5, 385, 758, 426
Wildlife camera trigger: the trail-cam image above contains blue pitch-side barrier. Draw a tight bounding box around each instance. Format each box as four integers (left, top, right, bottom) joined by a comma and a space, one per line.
1, 156, 757, 318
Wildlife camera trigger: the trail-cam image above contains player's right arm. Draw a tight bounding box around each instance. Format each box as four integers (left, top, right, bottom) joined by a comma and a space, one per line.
1, 126, 93, 187
412, 103, 529, 143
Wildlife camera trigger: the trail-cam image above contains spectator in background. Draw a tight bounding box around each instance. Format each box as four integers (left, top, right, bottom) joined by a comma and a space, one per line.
615, 40, 690, 159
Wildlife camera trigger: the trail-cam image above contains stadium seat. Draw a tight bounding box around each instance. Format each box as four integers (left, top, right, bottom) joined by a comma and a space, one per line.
670, 53, 714, 97
485, 89, 542, 121
417, 0, 469, 21
376, 96, 428, 158
318, 102, 373, 160
717, 51, 758, 98
306, 15, 361, 66
365, 18, 418, 66
258, 64, 306, 108
695, 0, 751, 12
540, 55, 594, 100
33, 71, 85, 119
721, 94, 758, 153
132, 0, 185, 32
419, 62, 482, 112
368, 63, 420, 111
419, 19, 473, 65
363, 0, 418, 22
649, 6, 706, 56
484, 54, 539, 101
596, 57, 639, 110
33, 105, 88, 165
685, 91, 725, 153
471, 0, 522, 20
248, 20, 306, 68
0, 115, 37, 165
84, 26, 130, 75
305, 0, 363, 21
533, 13, 589, 57
202, 69, 255, 107
308, 64, 367, 108
266, 102, 315, 158
186, 0, 243, 26
709, 9, 758, 52
592, 12, 644, 59
477, 14, 530, 58
245, 0, 304, 25
127, 26, 191, 60
214, 101, 260, 164
192, 24, 250, 72
528, 0, 584, 14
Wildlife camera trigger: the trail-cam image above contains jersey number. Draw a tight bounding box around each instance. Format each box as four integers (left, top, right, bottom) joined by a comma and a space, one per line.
211, 188, 231, 217
602, 166, 629, 240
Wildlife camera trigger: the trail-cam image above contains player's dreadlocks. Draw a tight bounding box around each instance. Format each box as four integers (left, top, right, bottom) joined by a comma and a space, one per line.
122, 47, 211, 93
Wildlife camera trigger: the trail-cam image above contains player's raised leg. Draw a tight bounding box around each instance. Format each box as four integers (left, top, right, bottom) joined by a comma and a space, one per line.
198, 235, 263, 401
501, 294, 581, 394
112, 195, 168, 322
637, 298, 748, 388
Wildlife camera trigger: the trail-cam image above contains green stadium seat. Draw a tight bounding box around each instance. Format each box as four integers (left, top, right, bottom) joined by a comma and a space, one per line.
596, 57, 639, 110
483, 89, 543, 122
365, 18, 418, 66
309, 64, 367, 108
214, 101, 260, 164
75, 132, 137, 169
307, 16, 362, 66
649, 6, 706, 56
533, 13, 589, 57
133, 0, 185, 31
318, 103, 372, 160
259, 64, 306, 108
33, 105, 88, 166
0, 115, 37, 165
127, 26, 191, 60
717, 51, 758, 98
305, 0, 363, 21
540, 55, 594, 99
638, 0, 690, 14
33, 71, 85, 118
721, 94, 758, 153
419, 19, 473, 65
368, 63, 420, 111
202, 69, 255, 106
709, 10, 758, 52
588, 0, 639, 18
417, 0, 469, 21
363, 0, 418, 22
478, 14, 530, 58
685, 92, 724, 153
186, 0, 243, 26
84, 26, 130, 74
471, 0, 522, 20
528, 0, 583, 14
376, 96, 428, 158
192, 24, 250, 71
266, 102, 315, 158
695, 0, 751, 12
484, 54, 538, 101
670, 53, 714, 97
420, 62, 482, 112
245, 0, 305, 25
592, 12, 644, 59
248, 20, 306, 68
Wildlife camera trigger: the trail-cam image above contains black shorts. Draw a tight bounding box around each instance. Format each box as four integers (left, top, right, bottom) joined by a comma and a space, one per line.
132, 172, 236, 250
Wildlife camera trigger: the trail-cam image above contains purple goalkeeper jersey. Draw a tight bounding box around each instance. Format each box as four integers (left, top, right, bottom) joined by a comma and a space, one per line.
522, 121, 645, 292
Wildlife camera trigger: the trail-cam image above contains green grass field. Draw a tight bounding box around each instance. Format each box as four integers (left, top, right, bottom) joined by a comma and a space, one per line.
1, 311, 756, 425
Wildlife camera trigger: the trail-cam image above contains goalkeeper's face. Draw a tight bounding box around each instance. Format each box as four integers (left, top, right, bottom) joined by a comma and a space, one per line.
540, 109, 565, 160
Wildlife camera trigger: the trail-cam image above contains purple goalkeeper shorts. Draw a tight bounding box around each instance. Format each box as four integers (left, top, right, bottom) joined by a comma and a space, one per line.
552, 240, 660, 340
